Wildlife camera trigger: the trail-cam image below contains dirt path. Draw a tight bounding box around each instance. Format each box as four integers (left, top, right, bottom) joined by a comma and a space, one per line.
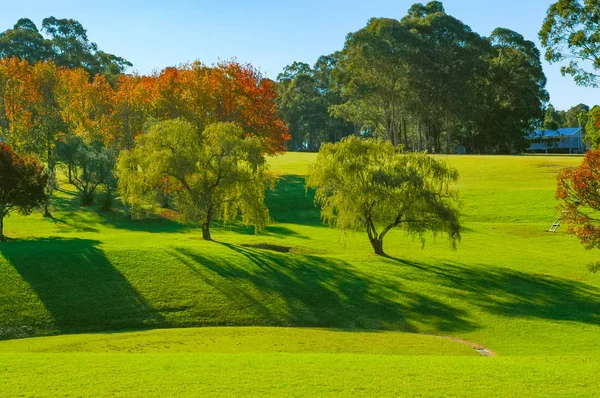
430, 335, 497, 357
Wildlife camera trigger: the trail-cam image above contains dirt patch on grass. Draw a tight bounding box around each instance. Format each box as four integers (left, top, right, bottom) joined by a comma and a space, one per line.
432, 335, 497, 357
242, 243, 293, 253
535, 163, 564, 169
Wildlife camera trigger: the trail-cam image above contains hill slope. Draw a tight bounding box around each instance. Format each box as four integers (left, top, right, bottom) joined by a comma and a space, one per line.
0, 154, 599, 358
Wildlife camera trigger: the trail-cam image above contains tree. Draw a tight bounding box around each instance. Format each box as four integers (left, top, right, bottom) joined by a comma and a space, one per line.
32, 61, 64, 217
41, 17, 132, 83
556, 147, 600, 272
0, 17, 131, 83
0, 57, 39, 151
117, 119, 272, 240
584, 105, 600, 146
565, 103, 590, 127
277, 55, 354, 151
146, 61, 290, 154
471, 28, 548, 153
56, 136, 115, 205
540, 0, 600, 87
331, 17, 416, 147
0, 18, 51, 64
544, 104, 562, 130
306, 136, 461, 256
0, 143, 47, 241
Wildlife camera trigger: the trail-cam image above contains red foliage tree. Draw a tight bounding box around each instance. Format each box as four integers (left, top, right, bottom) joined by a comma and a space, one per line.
147, 60, 290, 154
0, 143, 48, 241
557, 148, 600, 272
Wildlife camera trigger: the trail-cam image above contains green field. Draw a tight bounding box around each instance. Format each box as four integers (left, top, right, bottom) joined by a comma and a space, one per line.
1, 153, 599, 396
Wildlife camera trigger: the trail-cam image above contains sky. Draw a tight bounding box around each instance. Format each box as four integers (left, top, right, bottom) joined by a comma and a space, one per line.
0, 0, 597, 110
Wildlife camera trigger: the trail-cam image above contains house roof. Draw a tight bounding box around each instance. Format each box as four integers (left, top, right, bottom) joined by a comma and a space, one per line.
528, 128, 582, 138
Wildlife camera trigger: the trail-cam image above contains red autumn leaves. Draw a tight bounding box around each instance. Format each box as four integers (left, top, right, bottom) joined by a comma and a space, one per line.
557, 148, 600, 249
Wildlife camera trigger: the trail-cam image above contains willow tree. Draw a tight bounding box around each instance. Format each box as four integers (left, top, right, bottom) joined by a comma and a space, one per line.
306, 136, 461, 256
117, 119, 272, 240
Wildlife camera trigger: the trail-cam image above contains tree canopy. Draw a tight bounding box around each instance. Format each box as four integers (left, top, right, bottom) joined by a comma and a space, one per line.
306, 136, 461, 255
0, 142, 47, 241
277, 55, 355, 151
557, 147, 600, 272
278, 1, 548, 154
540, 0, 600, 87
0, 17, 131, 83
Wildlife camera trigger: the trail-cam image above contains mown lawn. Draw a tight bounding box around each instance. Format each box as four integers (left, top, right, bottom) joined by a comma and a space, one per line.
0, 153, 599, 396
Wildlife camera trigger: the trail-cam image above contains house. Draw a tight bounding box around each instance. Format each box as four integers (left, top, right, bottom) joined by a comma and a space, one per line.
526, 127, 586, 154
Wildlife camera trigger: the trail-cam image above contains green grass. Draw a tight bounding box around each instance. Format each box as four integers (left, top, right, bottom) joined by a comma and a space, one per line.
1, 153, 599, 396
2, 354, 599, 397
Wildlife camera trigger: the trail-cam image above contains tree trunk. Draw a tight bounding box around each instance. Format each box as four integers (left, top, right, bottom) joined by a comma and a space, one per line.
80, 190, 94, 206
370, 238, 385, 256
201, 223, 212, 241
0, 215, 4, 241
402, 116, 408, 149
386, 116, 393, 143
43, 200, 52, 218
43, 162, 55, 218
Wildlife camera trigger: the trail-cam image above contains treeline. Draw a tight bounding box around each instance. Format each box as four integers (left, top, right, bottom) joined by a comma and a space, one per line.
543, 103, 590, 130
0, 17, 131, 84
277, 1, 549, 154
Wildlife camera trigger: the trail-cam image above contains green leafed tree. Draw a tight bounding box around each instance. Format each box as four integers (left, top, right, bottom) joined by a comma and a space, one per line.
0, 142, 47, 241
0, 18, 51, 64
55, 136, 116, 206
0, 17, 131, 83
584, 105, 600, 146
566, 103, 590, 127
306, 136, 461, 256
117, 119, 273, 240
540, 0, 600, 87
544, 104, 562, 130
277, 55, 355, 152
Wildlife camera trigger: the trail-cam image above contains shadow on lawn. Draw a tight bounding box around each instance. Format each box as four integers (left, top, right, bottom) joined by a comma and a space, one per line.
48, 176, 321, 235
0, 238, 162, 339
266, 175, 322, 226
168, 243, 476, 332
49, 191, 187, 234
386, 257, 600, 326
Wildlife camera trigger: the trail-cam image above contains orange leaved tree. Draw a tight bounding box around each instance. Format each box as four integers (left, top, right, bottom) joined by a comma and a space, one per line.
557, 147, 600, 272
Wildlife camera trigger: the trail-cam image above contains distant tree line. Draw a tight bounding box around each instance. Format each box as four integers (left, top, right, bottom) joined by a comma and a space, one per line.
0, 17, 131, 85
278, 1, 549, 154
542, 103, 590, 130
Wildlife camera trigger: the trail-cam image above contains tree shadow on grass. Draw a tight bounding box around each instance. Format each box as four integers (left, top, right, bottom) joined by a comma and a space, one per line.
0, 238, 162, 340
168, 243, 476, 333
48, 175, 321, 235
49, 192, 187, 234
386, 257, 600, 326
214, 223, 310, 240
266, 175, 323, 226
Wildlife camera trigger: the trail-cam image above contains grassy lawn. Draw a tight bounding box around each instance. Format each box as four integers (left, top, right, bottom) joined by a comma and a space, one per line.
0, 153, 599, 396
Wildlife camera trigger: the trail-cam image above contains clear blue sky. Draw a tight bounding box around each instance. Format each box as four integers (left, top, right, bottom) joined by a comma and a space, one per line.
1, 0, 597, 110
